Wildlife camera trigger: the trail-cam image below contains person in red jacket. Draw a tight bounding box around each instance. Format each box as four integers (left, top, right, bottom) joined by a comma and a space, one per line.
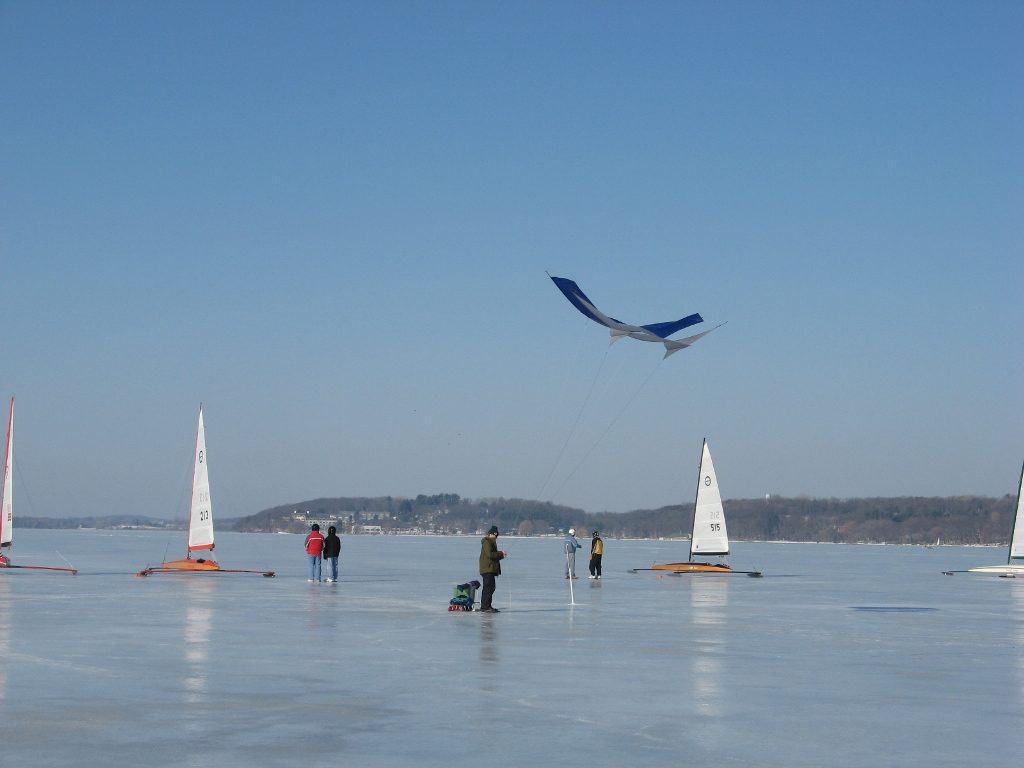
305, 524, 325, 582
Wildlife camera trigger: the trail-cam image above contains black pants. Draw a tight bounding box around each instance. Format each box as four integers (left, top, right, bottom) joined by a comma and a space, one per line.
589, 554, 602, 576
480, 573, 497, 609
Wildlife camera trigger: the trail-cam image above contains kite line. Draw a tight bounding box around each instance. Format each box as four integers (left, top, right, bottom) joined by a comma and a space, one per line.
547, 355, 664, 502
536, 346, 609, 500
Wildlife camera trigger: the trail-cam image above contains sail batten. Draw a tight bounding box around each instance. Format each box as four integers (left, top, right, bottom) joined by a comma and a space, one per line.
186, 406, 215, 552
1, 398, 13, 548
689, 439, 729, 558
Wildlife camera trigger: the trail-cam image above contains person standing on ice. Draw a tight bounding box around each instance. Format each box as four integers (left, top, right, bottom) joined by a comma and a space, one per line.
322, 525, 341, 583
564, 528, 582, 579
478, 526, 507, 613
305, 523, 325, 582
589, 531, 603, 579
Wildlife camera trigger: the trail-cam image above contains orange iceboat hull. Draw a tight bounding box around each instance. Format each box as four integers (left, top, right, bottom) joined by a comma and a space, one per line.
159, 558, 221, 571
651, 562, 733, 573
136, 557, 220, 576
634, 562, 762, 576
136, 558, 275, 577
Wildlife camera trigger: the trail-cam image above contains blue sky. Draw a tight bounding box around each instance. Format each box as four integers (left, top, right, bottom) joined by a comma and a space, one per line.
2, 1, 1021, 519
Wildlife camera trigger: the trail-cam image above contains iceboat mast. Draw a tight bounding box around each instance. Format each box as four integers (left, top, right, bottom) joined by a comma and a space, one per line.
185, 403, 200, 558
688, 438, 704, 562
1009, 460, 1024, 565
1, 397, 12, 549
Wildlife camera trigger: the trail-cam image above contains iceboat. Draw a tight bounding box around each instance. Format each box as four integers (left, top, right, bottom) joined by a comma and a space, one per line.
944, 460, 1024, 578
137, 405, 274, 577
0, 397, 77, 574
633, 439, 761, 577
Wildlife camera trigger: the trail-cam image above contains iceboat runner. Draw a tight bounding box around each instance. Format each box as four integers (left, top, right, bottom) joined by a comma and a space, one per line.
137, 405, 274, 577
0, 397, 77, 575
944, 460, 1024, 578
632, 439, 761, 577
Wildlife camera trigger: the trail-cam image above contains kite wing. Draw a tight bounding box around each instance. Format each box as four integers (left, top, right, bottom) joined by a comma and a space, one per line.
661, 323, 726, 358
641, 315, 705, 339
549, 275, 704, 337
549, 275, 635, 332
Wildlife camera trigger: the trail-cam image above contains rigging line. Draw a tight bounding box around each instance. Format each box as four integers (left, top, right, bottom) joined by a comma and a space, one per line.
55, 550, 76, 571
160, 438, 195, 559
12, 456, 42, 519
535, 346, 610, 500
547, 357, 664, 502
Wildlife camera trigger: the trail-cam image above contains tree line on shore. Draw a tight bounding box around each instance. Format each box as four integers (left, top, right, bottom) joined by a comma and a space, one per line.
227, 492, 1018, 545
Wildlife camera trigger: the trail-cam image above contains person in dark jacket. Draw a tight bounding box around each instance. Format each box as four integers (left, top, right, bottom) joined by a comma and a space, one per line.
589, 531, 603, 579
478, 526, 507, 612
323, 526, 341, 582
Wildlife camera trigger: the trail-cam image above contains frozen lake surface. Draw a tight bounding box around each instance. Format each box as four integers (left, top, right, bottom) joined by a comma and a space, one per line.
1, 530, 1022, 767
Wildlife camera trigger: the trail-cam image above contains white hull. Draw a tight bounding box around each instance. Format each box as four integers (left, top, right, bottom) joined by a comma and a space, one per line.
967, 564, 1024, 576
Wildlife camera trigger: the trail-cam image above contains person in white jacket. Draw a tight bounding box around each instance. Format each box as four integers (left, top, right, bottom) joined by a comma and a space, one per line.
563, 528, 582, 579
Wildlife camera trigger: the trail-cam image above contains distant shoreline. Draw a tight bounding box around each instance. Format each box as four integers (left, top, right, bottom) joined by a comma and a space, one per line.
18, 527, 1008, 548
19, 491, 1016, 547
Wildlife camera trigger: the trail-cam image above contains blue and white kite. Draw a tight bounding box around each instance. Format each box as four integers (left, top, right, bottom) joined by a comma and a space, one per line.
549, 274, 724, 358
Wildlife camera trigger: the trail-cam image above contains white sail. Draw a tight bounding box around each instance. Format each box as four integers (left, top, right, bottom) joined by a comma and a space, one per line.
689, 439, 729, 557
187, 406, 214, 552
1, 398, 12, 547
1010, 461, 1024, 561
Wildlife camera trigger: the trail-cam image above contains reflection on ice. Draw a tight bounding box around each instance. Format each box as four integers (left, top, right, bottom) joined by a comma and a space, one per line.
183, 579, 214, 708
479, 616, 498, 666
1013, 585, 1024, 708
0, 578, 9, 702
690, 578, 729, 718
690, 576, 729, 626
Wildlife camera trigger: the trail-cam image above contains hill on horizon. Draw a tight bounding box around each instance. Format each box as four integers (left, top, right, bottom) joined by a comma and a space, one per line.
225, 492, 1018, 545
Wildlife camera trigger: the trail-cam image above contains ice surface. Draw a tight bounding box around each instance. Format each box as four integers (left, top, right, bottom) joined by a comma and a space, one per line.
0, 530, 1022, 767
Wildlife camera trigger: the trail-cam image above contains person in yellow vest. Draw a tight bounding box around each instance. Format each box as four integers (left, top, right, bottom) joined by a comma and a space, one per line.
589, 531, 603, 579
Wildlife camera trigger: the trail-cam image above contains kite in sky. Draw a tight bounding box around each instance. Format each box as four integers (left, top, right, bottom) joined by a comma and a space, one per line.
548, 274, 724, 358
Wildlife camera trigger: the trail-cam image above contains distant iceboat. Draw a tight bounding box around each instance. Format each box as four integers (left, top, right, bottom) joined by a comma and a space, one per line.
137, 405, 274, 577
0, 397, 76, 574
944, 460, 1024, 578
632, 439, 762, 577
